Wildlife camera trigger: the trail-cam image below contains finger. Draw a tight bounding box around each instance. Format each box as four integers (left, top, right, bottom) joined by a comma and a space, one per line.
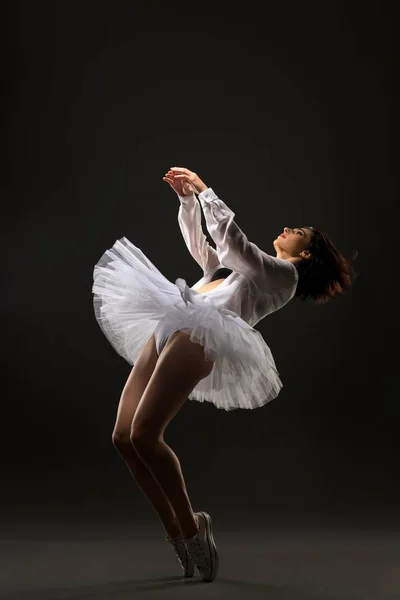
173, 174, 189, 179
162, 177, 175, 185
170, 167, 190, 173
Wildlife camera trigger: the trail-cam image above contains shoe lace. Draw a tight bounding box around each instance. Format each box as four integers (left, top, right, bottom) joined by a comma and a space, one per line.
170, 539, 186, 568
185, 536, 209, 569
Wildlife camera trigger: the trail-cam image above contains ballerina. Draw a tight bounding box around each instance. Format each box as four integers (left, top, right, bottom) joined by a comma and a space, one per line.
92, 166, 355, 582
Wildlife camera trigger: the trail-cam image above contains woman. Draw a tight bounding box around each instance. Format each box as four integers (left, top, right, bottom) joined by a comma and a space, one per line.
92, 166, 355, 583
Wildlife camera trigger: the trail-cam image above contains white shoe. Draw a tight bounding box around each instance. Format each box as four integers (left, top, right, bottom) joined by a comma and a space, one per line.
165, 532, 195, 577
183, 511, 219, 582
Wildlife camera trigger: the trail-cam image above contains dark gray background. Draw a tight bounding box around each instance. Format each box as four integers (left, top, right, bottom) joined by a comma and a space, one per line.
4, 2, 395, 532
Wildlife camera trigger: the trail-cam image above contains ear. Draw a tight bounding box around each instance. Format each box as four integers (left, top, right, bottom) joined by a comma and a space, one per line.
300, 249, 312, 260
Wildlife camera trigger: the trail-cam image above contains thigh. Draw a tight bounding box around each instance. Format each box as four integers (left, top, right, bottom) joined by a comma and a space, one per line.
131, 331, 215, 439
113, 333, 159, 437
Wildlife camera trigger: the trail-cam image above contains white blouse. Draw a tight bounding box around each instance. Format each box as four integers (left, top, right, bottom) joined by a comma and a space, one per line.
177, 187, 298, 327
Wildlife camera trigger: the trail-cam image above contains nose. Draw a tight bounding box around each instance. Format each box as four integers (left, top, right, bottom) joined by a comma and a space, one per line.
284, 227, 291, 234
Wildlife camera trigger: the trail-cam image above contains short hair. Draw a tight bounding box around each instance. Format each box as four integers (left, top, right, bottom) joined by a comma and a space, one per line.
294, 227, 357, 304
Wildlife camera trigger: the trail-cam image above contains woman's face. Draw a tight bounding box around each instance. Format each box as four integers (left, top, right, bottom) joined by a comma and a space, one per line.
273, 227, 313, 258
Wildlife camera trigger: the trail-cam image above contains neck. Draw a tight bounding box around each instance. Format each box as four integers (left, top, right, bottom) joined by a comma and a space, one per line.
275, 250, 303, 265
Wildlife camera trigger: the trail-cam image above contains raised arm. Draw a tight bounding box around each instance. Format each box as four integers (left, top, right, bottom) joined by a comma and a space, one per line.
163, 169, 220, 275
169, 167, 298, 290
177, 192, 220, 275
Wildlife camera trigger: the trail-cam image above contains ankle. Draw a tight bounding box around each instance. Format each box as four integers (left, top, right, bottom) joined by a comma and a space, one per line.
166, 527, 181, 540
182, 515, 199, 540
164, 517, 181, 540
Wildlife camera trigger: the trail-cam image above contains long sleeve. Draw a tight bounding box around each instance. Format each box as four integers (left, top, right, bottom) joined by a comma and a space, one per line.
198, 187, 298, 290
177, 192, 221, 275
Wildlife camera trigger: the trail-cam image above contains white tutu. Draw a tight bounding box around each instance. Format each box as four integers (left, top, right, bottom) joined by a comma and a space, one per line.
92, 237, 282, 411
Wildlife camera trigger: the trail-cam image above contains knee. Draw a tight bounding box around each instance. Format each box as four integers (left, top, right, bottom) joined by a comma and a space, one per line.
111, 429, 132, 452
130, 425, 159, 452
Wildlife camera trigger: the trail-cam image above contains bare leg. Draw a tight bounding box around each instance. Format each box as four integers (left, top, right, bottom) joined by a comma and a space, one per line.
112, 334, 181, 539
130, 330, 214, 539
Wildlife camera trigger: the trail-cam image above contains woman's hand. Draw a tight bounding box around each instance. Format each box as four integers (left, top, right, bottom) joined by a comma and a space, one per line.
163, 169, 196, 197
169, 167, 209, 194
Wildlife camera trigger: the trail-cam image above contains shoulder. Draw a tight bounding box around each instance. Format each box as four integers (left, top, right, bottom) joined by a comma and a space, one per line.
273, 256, 299, 281
259, 258, 299, 312
255, 254, 299, 292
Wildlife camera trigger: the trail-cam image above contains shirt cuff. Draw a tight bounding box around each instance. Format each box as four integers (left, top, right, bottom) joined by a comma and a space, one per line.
178, 192, 197, 205
198, 187, 218, 204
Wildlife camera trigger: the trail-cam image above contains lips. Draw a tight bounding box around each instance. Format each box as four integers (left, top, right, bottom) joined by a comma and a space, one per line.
279, 233, 286, 238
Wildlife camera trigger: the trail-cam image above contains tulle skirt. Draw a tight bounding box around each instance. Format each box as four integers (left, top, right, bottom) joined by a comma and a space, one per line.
92, 237, 283, 411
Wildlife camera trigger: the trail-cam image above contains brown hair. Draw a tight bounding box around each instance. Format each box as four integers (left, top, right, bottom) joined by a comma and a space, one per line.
295, 227, 357, 304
